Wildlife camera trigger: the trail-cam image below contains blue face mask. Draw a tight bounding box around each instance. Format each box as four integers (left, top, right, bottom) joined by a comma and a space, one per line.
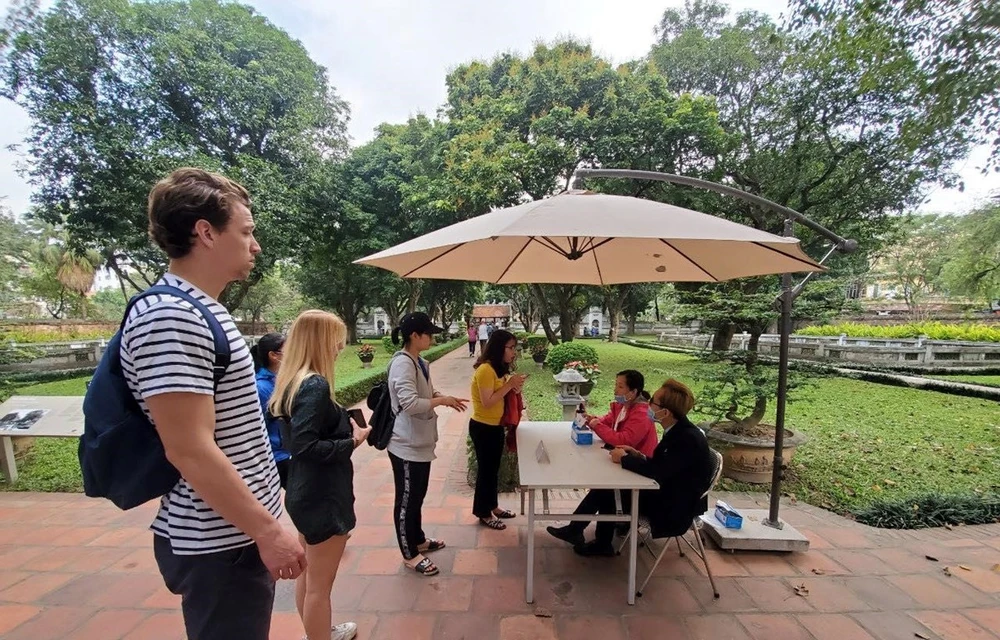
648, 408, 658, 422
614, 394, 627, 404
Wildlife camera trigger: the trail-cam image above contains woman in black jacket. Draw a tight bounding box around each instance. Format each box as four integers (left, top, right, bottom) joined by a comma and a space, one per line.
574, 378, 713, 557
269, 310, 371, 640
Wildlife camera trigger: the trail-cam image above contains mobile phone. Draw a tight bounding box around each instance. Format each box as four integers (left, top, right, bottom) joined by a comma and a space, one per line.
602, 443, 615, 451
347, 408, 367, 430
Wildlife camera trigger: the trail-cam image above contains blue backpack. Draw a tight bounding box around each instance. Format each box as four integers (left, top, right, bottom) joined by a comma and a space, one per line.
78, 285, 231, 510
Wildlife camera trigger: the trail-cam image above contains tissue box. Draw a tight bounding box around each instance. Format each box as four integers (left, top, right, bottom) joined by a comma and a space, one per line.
714, 501, 743, 529
570, 424, 593, 445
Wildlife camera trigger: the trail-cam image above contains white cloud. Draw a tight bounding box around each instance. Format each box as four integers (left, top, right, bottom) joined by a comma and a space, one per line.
0, 0, 994, 219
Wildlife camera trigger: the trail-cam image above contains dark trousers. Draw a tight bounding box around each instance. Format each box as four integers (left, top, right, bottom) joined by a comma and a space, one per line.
468, 340, 476, 355
153, 535, 274, 640
389, 451, 431, 560
470, 419, 505, 518
479, 339, 487, 352
567, 489, 635, 544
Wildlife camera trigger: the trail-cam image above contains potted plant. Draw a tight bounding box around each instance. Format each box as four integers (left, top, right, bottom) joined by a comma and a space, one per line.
530, 342, 549, 368
694, 350, 808, 483
357, 343, 376, 368
565, 360, 601, 396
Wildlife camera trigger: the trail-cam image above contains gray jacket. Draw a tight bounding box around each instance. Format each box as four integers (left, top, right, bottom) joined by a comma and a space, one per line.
387, 350, 439, 462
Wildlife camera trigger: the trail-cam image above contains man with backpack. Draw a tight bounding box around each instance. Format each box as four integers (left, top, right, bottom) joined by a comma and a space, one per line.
113, 169, 304, 639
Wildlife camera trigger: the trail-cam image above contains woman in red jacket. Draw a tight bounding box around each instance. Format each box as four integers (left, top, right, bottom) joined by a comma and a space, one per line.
547, 370, 656, 546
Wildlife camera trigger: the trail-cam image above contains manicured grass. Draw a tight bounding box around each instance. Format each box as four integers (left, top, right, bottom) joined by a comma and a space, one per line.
521, 341, 1000, 515
927, 374, 1000, 388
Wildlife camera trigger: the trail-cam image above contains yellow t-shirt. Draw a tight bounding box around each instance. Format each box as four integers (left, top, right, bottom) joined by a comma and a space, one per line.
471, 363, 506, 425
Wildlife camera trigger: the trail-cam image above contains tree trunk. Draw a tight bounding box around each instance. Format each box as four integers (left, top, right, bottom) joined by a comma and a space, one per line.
407, 280, 422, 313
627, 314, 637, 335
559, 307, 576, 342
530, 284, 560, 344
712, 323, 736, 351
79, 293, 88, 320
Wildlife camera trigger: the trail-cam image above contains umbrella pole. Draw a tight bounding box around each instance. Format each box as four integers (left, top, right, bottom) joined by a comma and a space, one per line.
764, 218, 794, 529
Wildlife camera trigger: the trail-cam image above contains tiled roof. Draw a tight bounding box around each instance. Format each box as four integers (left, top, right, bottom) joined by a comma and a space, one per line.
472, 304, 511, 319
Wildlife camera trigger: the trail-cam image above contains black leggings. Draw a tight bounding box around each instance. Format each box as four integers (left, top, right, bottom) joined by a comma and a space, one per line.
389, 452, 431, 560
468, 340, 476, 355
469, 419, 505, 518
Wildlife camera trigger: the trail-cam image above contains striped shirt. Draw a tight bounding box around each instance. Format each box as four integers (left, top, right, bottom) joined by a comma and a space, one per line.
121, 274, 282, 555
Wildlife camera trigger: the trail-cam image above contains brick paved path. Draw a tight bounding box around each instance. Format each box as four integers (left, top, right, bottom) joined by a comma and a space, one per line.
0, 347, 997, 639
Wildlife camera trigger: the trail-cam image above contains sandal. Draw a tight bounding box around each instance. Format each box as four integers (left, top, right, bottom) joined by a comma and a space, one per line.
479, 517, 507, 530
493, 508, 516, 519
407, 557, 439, 576
419, 538, 446, 552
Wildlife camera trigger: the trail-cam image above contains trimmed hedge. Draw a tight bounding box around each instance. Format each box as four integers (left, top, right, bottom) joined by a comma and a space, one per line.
797, 321, 1000, 343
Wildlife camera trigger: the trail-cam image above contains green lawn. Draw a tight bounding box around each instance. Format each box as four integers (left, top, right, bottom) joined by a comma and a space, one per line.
521, 342, 1000, 515
927, 374, 1000, 388
0, 344, 403, 493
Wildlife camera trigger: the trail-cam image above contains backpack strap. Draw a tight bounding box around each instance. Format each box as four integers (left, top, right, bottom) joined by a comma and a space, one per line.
386, 352, 420, 414
123, 284, 232, 386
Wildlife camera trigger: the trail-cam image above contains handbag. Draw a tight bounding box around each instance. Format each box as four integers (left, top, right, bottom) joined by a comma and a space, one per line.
501, 389, 524, 452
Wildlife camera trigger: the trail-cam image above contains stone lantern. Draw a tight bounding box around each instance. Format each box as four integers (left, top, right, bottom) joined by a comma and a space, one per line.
554, 368, 587, 421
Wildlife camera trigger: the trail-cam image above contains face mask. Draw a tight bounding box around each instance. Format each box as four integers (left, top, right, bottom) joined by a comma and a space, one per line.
614, 394, 627, 404
648, 408, 658, 422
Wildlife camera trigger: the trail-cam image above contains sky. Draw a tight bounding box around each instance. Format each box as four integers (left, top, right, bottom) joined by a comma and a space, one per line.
0, 0, 995, 219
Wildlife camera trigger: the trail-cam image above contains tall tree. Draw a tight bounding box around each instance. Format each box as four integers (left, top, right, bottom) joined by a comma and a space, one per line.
1, 0, 348, 305
876, 214, 959, 317
791, 0, 1000, 168
940, 203, 1000, 305
443, 40, 728, 341
648, 0, 974, 349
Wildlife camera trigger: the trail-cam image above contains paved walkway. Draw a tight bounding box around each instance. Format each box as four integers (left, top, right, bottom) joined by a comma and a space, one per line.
0, 347, 998, 639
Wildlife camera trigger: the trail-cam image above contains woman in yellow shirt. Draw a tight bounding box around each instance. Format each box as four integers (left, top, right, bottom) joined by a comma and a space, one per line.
469, 329, 528, 530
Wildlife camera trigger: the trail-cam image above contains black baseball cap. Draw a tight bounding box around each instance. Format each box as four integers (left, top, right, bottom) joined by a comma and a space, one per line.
398, 312, 444, 337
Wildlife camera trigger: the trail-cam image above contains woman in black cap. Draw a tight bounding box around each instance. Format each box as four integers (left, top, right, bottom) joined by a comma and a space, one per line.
387, 312, 468, 576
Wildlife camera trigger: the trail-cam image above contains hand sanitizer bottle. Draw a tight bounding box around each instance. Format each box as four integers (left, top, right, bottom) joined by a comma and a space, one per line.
573, 403, 586, 429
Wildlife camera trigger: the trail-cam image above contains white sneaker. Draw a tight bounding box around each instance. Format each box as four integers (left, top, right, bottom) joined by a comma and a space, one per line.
332, 622, 358, 640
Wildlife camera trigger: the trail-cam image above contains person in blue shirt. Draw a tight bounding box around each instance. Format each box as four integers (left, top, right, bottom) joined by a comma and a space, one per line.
250, 332, 291, 488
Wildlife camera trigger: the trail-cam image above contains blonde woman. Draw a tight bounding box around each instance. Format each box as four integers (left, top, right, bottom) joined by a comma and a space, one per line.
269, 310, 370, 640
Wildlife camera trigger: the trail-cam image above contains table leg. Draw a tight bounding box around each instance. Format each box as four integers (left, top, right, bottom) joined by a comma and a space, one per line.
526, 489, 535, 603
627, 489, 639, 605
542, 488, 549, 514
0, 436, 16, 483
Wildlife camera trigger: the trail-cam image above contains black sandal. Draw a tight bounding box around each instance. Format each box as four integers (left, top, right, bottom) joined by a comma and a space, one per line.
480, 517, 507, 530
419, 538, 446, 552
493, 508, 516, 519
408, 557, 439, 576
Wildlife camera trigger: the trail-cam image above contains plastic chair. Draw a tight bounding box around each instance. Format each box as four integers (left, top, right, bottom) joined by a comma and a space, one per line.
617, 448, 724, 599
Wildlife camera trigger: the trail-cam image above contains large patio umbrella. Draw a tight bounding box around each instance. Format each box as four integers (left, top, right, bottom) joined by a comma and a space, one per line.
354, 190, 824, 283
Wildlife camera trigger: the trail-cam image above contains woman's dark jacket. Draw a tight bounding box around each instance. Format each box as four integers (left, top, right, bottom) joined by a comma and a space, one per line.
279, 375, 356, 544
621, 416, 713, 538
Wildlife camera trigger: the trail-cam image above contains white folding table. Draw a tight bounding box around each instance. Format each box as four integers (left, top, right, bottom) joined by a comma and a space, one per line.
0, 396, 83, 483
516, 421, 659, 605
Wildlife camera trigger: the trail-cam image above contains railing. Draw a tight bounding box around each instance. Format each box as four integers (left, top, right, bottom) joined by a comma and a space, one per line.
655, 332, 1000, 367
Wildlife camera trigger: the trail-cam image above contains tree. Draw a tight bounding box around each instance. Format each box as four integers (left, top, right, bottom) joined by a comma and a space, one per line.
20, 225, 99, 318
940, 203, 1000, 305
622, 284, 662, 335
234, 266, 307, 335
792, 0, 1000, 169
0, 204, 31, 312
876, 214, 959, 317
1, 0, 349, 304
485, 284, 541, 333
648, 0, 973, 349
443, 40, 728, 340
422, 280, 480, 336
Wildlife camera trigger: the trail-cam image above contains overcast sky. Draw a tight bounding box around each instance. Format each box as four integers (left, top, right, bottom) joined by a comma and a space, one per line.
0, 0, 995, 219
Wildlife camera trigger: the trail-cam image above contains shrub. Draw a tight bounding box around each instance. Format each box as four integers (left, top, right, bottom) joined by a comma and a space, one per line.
337, 338, 465, 406
796, 322, 1000, 343
382, 335, 396, 354
545, 341, 598, 373
526, 335, 548, 352
852, 492, 1000, 529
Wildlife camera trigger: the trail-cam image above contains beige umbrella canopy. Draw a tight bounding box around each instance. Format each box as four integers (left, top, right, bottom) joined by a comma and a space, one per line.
355, 190, 824, 284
